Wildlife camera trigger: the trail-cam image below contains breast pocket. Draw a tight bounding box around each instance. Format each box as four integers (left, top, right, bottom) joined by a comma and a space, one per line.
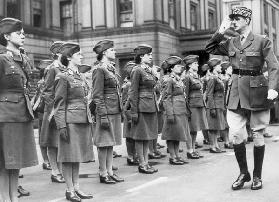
4, 68, 23, 86
249, 75, 269, 108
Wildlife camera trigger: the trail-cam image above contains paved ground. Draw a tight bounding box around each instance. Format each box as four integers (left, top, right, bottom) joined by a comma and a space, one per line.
20, 125, 279, 202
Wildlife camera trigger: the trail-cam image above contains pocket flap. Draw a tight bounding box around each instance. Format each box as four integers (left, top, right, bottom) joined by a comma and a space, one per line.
250, 76, 268, 87
246, 52, 261, 56
0, 94, 20, 103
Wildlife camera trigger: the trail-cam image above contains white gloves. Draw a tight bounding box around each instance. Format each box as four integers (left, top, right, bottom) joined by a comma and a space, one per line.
267, 89, 278, 100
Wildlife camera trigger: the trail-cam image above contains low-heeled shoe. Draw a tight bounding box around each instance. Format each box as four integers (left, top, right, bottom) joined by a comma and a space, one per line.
193, 151, 204, 158
42, 162, 52, 170
232, 172, 251, 190
138, 165, 154, 174
187, 152, 199, 159
251, 177, 262, 190
100, 175, 116, 184
148, 153, 161, 159
51, 174, 65, 183
17, 186, 30, 197
65, 191, 81, 202
169, 158, 184, 165
75, 190, 93, 199
127, 158, 139, 166
146, 164, 158, 172
109, 174, 124, 182
176, 157, 189, 164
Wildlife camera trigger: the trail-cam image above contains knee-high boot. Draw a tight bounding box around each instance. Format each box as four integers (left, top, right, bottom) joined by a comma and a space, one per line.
233, 142, 248, 174
251, 145, 265, 190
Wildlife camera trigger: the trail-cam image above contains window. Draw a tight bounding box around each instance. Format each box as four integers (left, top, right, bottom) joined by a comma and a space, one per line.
119, 0, 133, 27
60, 1, 73, 34
168, 0, 176, 29
32, 0, 42, 27
190, 2, 200, 31
264, 2, 268, 26
6, 0, 20, 18
208, 9, 216, 29
272, 7, 276, 29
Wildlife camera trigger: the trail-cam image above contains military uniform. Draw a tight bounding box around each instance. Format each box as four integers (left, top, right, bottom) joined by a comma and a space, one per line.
52, 70, 94, 162
161, 74, 191, 142
122, 78, 132, 139
129, 63, 158, 140
0, 45, 38, 169
91, 62, 122, 147
183, 74, 208, 132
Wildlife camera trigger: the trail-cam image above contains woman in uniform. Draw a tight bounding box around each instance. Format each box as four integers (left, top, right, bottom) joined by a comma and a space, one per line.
122, 61, 139, 165
53, 42, 93, 201
183, 55, 209, 159
91, 40, 124, 184
161, 56, 190, 165
205, 58, 226, 153
40, 41, 66, 183
0, 18, 38, 202
129, 44, 158, 174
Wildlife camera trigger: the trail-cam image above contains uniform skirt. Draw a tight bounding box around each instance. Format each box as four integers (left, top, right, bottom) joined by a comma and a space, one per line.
189, 107, 209, 132
40, 110, 59, 147
58, 123, 93, 162
123, 116, 133, 139
93, 114, 122, 147
131, 112, 158, 140
161, 114, 191, 142
206, 108, 226, 131
0, 122, 38, 169
157, 111, 164, 134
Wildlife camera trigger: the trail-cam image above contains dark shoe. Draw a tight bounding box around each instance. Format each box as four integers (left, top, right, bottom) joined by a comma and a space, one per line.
18, 186, 30, 197
109, 174, 124, 182
42, 162, 52, 170
51, 174, 65, 183
147, 164, 158, 173
224, 143, 234, 149
148, 153, 161, 159
232, 172, 251, 190
169, 158, 184, 165
138, 165, 154, 174
75, 190, 93, 199
251, 177, 263, 190
209, 148, 223, 153
187, 152, 199, 159
112, 165, 118, 171
176, 157, 189, 164
99, 175, 116, 184
113, 151, 122, 158
127, 158, 139, 166
263, 133, 272, 138
193, 151, 204, 158
65, 191, 81, 202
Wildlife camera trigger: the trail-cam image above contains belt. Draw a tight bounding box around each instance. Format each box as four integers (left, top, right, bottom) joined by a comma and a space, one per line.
232, 69, 262, 76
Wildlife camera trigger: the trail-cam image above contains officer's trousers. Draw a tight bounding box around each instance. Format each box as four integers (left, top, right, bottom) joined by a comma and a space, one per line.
227, 108, 270, 146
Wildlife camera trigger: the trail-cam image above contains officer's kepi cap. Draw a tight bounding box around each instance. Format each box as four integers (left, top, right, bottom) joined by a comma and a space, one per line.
134, 44, 152, 55
229, 7, 252, 19
60, 42, 80, 57
93, 40, 114, 54
0, 18, 22, 34
50, 41, 65, 55
183, 55, 199, 66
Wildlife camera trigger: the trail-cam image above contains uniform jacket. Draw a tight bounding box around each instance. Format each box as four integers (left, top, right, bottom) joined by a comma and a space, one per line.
121, 79, 131, 107
42, 61, 67, 112
0, 45, 34, 122
183, 74, 205, 107
129, 64, 158, 115
205, 31, 279, 110
52, 70, 92, 129
205, 75, 225, 110
91, 62, 122, 117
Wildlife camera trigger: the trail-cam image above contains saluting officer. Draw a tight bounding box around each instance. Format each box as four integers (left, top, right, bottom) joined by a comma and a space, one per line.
206, 7, 279, 190
0, 18, 38, 202
40, 41, 66, 183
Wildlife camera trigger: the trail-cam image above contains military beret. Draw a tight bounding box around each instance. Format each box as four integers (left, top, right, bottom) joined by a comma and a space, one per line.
134, 44, 152, 55
0, 18, 22, 34
208, 58, 221, 69
93, 40, 114, 54
78, 64, 91, 73
220, 61, 231, 72
183, 55, 199, 66
60, 42, 80, 57
37, 59, 53, 70
229, 7, 252, 19
50, 41, 65, 55
201, 64, 210, 72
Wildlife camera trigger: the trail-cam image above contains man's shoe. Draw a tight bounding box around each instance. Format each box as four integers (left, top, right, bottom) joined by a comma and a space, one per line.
65, 190, 81, 202
138, 165, 154, 174
42, 162, 52, 170
169, 158, 184, 165
17, 186, 30, 197
251, 177, 263, 190
75, 190, 93, 199
109, 174, 124, 182
232, 172, 251, 190
51, 174, 65, 183
99, 175, 116, 184
187, 152, 199, 159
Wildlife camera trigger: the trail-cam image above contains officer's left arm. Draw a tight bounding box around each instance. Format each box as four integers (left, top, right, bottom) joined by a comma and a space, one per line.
262, 37, 279, 99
